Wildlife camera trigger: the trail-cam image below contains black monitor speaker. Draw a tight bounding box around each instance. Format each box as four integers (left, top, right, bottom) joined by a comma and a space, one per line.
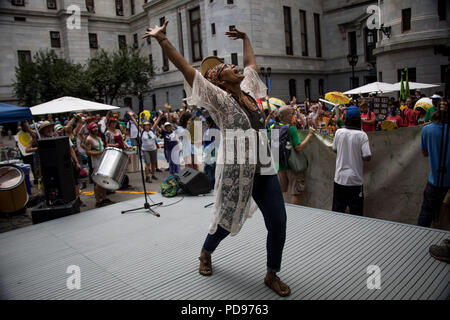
178, 167, 212, 196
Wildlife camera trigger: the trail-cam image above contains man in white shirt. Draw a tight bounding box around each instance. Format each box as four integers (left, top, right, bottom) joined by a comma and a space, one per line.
332, 106, 372, 216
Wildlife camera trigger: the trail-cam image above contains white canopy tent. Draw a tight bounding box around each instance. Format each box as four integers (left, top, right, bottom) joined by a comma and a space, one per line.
390, 82, 441, 91
344, 82, 397, 95
31, 96, 119, 116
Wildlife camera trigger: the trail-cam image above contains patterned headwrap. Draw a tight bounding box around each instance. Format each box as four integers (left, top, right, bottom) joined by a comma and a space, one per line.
204, 63, 227, 86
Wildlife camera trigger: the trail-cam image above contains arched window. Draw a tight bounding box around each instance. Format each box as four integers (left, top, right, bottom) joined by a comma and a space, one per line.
289, 79, 297, 101
304, 79, 311, 100
318, 79, 324, 97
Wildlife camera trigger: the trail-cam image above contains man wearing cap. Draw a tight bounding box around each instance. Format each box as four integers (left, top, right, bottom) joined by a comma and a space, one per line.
139, 115, 162, 182
424, 94, 442, 123
332, 106, 372, 216
160, 121, 180, 175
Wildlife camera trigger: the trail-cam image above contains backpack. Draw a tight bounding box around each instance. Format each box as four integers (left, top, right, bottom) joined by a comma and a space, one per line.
271, 122, 291, 168
161, 174, 180, 197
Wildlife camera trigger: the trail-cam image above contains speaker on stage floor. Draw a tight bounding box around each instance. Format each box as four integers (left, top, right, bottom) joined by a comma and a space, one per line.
38, 136, 76, 205
179, 167, 212, 196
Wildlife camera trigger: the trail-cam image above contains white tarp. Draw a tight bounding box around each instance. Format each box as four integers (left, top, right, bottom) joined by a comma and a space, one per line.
31, 96, 119, 115
344, 82, 397, 95
391, 82, 440, 91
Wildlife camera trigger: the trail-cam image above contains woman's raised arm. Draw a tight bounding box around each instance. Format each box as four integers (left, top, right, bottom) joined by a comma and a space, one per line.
143, 21, 196, 87
226, 27, 257, 72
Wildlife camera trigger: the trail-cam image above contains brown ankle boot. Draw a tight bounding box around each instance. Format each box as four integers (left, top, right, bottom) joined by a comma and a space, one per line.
198, 250, 212, 276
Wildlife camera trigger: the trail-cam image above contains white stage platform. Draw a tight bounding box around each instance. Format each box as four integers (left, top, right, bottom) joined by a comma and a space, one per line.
0, 193, 448, 300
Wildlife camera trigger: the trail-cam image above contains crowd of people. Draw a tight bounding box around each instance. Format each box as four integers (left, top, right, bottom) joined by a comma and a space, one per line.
264, 90, 446, 136
14, 104, 221, 208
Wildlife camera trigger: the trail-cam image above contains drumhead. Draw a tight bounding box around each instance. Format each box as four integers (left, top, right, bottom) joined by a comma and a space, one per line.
104, 147, 124, 153
0, 165, 24, 190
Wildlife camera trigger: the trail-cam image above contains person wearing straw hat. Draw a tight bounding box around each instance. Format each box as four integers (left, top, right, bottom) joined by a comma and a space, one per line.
143, 22, 290, 297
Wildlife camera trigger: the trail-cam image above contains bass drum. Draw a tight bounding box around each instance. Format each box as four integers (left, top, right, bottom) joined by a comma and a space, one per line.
92, 147, 129, 190
0, 164, 29, 213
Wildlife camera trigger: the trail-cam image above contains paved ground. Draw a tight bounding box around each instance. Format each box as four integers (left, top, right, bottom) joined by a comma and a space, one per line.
0, 134, 179, 233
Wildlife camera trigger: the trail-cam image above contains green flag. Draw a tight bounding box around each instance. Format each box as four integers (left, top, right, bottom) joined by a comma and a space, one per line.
400, 71, 406, 100
405, 68, 410, 96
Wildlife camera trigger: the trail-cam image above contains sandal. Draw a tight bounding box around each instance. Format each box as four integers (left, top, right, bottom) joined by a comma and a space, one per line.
198, 251, 212, 276
264, 273, 291, 297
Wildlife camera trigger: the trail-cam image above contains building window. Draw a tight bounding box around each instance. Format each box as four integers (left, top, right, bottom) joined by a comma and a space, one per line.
152, 94, 156, 110
441, 65, 448, 84
231, 53, 238, 66
397, 68, 416, 83
314, 13, 322, 58
304, 79, 311, 100
12, 0, 25, 6
378, 71, 383, 82
116, 0, 124, 16
364, 27, 377, 64
283, 6, 293, 55
226, 0, 234, 4
211, 23, 216, 35
438, 0, 447, 21
146, 36, 151, 45
166, 92, 169, 104
348, 31, 357, 56
149, 54, 153, 66
160, 17, 169, 71
189, 7, 203, 62
130, 0, 135, 15
86, 0, 95, 13
118, 35, 126, 49
133, 33, 139, 48
402, 8, 411, 32
89, 33, 98, 49
318, 79, 324, 97
124, 97, 132, 108
14, 16, 26, 22
47, 0, 57, 9
17, 50, 31, 65
50, 31, 61, 48
177, 12, 184, 57
289, 79, 297, 100
213, 50, 218, 56
299, 10, 308, 57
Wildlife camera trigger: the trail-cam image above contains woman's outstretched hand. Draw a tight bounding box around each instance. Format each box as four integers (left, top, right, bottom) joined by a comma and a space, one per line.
226, 27, 246, 40
143, 20, 169, 41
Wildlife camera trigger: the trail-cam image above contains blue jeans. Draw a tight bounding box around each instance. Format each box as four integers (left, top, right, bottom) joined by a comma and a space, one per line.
418, 182, 449, 227
165, 147, 180, 175
202, 173, 287, 273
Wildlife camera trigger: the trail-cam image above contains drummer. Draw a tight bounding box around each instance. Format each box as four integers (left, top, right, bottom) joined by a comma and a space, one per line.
85, 122, 113, 208
105, 117, 130, 150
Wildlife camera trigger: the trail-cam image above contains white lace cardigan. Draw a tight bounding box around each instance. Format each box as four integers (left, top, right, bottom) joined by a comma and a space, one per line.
184, 67, 277, 236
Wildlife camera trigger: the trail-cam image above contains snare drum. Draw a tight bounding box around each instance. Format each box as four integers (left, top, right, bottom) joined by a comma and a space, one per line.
92, 147, 129, 190
0, 164, 29, 213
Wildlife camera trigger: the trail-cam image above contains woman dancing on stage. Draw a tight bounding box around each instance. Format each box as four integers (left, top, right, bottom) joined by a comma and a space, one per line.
143, 22, 290, 297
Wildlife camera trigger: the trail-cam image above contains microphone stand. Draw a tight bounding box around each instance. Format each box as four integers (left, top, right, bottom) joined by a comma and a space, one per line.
121, 123, 162, 216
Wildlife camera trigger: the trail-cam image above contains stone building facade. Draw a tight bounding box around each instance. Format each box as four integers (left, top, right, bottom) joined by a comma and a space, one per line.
0, 0, 448, 111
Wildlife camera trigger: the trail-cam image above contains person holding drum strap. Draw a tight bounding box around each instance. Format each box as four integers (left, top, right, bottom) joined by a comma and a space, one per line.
143, 22, 290, 297
85, 122, 113, 208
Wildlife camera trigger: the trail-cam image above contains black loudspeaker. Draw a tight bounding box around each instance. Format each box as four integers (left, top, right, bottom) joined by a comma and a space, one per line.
178, 167, 212, 196
31, 197, 81, 224
38, 136, 76, 205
